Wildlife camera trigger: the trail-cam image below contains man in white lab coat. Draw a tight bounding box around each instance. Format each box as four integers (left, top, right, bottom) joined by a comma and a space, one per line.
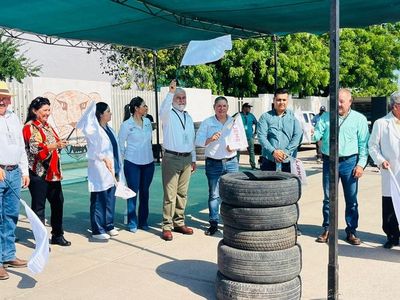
369, 91, 400, 249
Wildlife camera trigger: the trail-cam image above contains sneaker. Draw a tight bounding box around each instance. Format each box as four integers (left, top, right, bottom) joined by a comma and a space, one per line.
204, 226, 218, 236
129, 227, 138, 233
92, 233, 110, 240
107, 229, 119, 236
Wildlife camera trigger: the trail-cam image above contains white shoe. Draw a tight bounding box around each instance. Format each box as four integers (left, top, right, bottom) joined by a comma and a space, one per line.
107, 229, 119, 236
92, 233, 110, 240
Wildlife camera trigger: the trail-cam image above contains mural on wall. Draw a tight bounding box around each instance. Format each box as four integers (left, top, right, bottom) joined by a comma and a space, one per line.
44, 90, 102, 160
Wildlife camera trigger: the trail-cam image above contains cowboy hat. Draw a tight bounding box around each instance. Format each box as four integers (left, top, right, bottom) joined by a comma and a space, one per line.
0, 81, 14, 96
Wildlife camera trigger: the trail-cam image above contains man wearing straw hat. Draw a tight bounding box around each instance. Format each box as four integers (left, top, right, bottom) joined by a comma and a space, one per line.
0, 81, 30, 280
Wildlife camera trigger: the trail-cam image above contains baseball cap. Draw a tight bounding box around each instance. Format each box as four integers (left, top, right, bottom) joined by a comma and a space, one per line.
242, 102, 253, 108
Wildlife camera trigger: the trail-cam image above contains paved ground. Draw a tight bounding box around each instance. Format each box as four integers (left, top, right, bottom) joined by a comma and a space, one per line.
2, 147, 400, 299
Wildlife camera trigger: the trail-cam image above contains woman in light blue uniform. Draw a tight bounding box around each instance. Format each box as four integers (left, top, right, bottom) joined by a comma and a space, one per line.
119, 97, 155, 232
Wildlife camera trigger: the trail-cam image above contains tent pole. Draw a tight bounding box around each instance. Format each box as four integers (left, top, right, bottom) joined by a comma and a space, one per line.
272, 34, 278, 91
328, 0, 340, 299
153, 50, 161, 163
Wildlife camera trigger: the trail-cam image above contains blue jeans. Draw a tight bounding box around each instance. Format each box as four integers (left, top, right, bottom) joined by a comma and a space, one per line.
0, 168, 21, 265
124, 160, 155, 230
90, 186, 116, 235
322, 155, 359, 234
205, 157, 239, 226
260, 157, 291, 172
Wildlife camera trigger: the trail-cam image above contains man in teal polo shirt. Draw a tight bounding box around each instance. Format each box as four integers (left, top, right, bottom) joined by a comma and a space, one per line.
313, 88, 369, 245
237, 103, 258, 169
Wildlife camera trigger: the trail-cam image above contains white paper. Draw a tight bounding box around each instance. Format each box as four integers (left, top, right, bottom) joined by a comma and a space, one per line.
20, 199, 49, 274
180, 35, 232, 66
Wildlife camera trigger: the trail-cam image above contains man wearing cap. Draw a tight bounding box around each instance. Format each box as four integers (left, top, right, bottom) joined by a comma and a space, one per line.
257, 88, 302, 172
159, 80, 196, 241
313, 88, 369, 245
369, 91, 400, 249
0, 81, 30, 280
312, 106, 327, 163
237, 103, 258, 169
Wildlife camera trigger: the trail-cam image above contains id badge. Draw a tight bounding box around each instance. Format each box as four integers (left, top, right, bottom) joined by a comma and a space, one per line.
6, 132, 17, 145
183, 133, 189, 145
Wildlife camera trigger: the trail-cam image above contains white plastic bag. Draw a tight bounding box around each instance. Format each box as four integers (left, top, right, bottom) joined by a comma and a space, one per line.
290, 157, 307, 185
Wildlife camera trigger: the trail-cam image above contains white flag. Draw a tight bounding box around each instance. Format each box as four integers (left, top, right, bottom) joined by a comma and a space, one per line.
76, 100, 98, 135
388, 168, 400, 222
180, 35, 232, 66
115, 181, 136, 199
20, 199, 49, 274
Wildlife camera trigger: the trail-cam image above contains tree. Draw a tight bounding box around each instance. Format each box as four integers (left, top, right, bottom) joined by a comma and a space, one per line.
339, 23, 400, 96
0, 31, 41, 81
100, 23, 400, 97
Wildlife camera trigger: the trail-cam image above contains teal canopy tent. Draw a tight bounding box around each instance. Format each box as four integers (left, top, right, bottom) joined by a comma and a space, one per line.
0, 0, 399, 49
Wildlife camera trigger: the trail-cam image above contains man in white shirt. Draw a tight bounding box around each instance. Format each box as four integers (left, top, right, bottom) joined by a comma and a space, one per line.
159, 80, 196, 241
369, 91, 400, 249
0, 81, 30, 280
195, 96, 238, 236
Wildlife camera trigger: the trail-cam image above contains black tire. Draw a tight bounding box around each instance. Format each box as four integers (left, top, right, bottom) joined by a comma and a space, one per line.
216, 272, 301, 300
220, 171, 301, 208
221, 202, 299, 231
223, 224, 297, 251
218, 241, 302, 284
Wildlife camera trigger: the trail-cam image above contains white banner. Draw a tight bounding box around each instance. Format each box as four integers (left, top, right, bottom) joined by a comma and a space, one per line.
20, 199, 49, 274
180, 35, 232, 66
388, 168, 400, 223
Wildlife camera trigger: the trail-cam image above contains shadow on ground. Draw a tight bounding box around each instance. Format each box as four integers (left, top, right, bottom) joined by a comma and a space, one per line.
156, 260, 217, 299
298, 223, 400, 263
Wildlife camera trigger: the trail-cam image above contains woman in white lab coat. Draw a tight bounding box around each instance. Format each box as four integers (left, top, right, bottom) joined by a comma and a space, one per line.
369, 91, 400, 249
85, 102, 121, 240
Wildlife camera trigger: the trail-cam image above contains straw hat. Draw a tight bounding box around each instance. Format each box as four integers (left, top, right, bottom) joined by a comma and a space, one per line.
0, 81, 14, 96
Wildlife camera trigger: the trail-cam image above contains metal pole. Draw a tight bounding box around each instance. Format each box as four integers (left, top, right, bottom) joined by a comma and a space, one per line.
328, 0, 339, 299
153, 50, 161, 163
272, 35, 278, 91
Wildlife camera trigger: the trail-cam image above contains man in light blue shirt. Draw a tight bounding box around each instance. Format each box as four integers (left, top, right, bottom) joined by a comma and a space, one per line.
195, 96, 238, 236
313, 88, 370, 245
257, 88, 302, 172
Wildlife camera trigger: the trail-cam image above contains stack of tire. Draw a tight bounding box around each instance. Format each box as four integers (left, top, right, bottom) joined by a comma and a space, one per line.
216, 171, 302, 300
194, 121, 205, 161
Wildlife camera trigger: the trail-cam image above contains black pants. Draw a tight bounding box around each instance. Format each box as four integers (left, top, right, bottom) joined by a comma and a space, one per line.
382, 196, 399, 242
28, 170, 65, 237
260, 157, 291, 173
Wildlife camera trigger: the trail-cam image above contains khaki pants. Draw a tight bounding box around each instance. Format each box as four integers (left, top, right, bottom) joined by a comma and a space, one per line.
161, 152, 192, 230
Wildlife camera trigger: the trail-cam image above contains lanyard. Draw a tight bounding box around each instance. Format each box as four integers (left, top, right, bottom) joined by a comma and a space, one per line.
172, 108, 186, 130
